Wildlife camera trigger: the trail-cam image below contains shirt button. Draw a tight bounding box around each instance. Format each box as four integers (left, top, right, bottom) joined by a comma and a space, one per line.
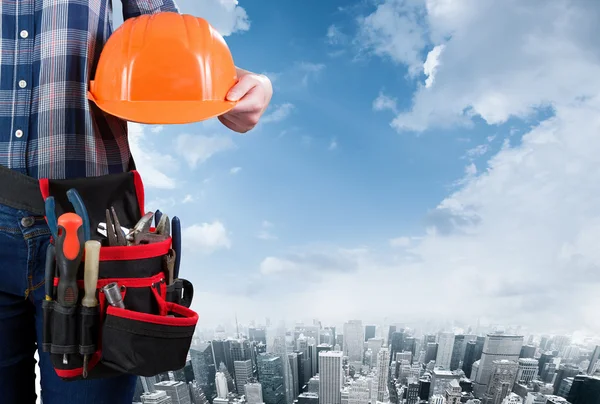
18, 80, 27, 88
20, 30, 28, 39
15, 130, 23, 138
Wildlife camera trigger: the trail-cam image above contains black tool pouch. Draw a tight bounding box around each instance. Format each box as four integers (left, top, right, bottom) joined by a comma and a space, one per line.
39, 170, 198, 381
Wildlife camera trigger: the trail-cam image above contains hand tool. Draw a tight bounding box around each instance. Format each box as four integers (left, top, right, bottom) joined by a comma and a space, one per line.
171, 216, 182, 279
126, 212, 169, 245
66, 188, 91, 241
105, 207, 128, 246
44, 244, 56, 301
102, 283, 125, 309
155, 210, 163, 227
55, 212, 85, 365
156, 214, 170, 236
44, 197, 58, 240
82, 240, 101, 378
163, 249, 176, 285
97, 222, 130, 238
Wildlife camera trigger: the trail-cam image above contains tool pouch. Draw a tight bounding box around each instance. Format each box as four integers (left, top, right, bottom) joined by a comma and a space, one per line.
40, 171, 198, 381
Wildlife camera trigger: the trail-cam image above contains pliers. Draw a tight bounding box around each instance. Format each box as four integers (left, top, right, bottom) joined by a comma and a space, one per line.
45, 188, 91, 242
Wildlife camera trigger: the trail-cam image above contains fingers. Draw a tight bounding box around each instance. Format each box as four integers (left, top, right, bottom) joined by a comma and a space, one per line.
218, 114, 249, 133
226, 74, 260, 102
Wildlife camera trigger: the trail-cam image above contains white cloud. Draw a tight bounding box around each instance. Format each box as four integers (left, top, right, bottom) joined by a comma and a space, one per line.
389, 237, 411, 248
423, 44, 445, 88
298, 62, 326, 86
127, 123, 178, 189
183, 221, 232, 254
326, 25, 347, 45
150, 125, 164, 133
329, 139, 338, 150
182, 194, 194, 204
464, 162, 476, 176
175, 134, 236, 169
360, 0, 600, 132
262, 103, 295, 124
257, 220, 277, 240
230, 167, 242, 174
465, 144, 489, 159
356, 0, 428, 76
373, 92, 398, 113
174, 0, 250, 37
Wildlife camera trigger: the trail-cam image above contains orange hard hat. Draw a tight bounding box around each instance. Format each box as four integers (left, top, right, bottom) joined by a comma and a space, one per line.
88, 12, 238, 124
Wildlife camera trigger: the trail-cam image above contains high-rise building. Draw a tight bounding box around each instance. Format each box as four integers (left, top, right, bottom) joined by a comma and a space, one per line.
516, 359, 539, 384
190, 343, 217, 401
484, 360, 519, 404
473, 334, 523, 399
319, 351, 344, 404
295, 351, 305, 392
450, 335, 465, 371
258, 353, 286, 404
588, 346, 600, 375
235, 360, 254, 395
436, 332, 456, 370
538, 352, 555, 376
365, 326, 376, 342
316, 344, 332, 374
464, 337, 485, 379
444, 379, 461, 404
373, 347, 391, 402
430, 369, 459, 398
406, 378, 420, 404
519, 345, 536, 359
553, 364, 581, 395
249, 328, 267, 345
567, 375, 600, 404
426, 343, 439, 364
288, 353, 299, 399
431, 395, 446, 404
367, 338, 383, 368
343, 321, 364, 363
154, 381, 192, 404
500, 393, 522, 404
141, 390, 173, 404
216, 373, 229, 399
347, 376, 370, 404
557, 377, 574, 399
245, 382, 264, 404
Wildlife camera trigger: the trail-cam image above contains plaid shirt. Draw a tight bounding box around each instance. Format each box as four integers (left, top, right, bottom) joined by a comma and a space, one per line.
0, 0, 179, 179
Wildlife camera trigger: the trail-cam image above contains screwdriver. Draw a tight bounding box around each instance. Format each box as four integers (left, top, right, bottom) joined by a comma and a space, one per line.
55, 213, 85, 365
44, 243, 56, 301
82, 240, 101, 378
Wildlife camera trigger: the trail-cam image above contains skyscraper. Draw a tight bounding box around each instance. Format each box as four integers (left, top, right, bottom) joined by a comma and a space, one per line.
473, 334, 523, 399
483, 360, 518, 404
258, 353, 286, 404
343, 321, 364, 363
347, 377, 371, 404
190, 343, 217, 401
288, 353, 299, 399
450, 335, 465, 371
365, 325, 376, 342
154, 381, 192, 404
444, 379, 462, 404
567, 375, 600, 404
519, 345, 536, 359
516, 358, 538, 384
367, 338, 383, 369
588, 346, 600, 375
245, 382, 264, 404
553, 364, 582, 395
216, 372, 229, 399
319, 351, 344, 404
425, 343, 439, 364
234, 360, 254, 395
436, 332, 456, 370
373, 348, 391, 402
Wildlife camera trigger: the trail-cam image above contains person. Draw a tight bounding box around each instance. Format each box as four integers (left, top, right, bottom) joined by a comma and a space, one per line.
0, 1, 273, 403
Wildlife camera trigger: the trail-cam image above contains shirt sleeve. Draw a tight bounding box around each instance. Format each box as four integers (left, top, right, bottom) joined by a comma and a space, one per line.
121, 0, 180, 20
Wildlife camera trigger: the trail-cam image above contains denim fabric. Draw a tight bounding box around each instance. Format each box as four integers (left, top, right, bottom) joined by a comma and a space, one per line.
0, 202, 137, 403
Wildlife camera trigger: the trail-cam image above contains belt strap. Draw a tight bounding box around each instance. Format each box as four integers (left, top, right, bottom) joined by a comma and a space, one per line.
0, 165, 45, 215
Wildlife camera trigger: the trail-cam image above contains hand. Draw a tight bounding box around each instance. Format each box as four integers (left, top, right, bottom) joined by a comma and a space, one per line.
218, 68, 273, 133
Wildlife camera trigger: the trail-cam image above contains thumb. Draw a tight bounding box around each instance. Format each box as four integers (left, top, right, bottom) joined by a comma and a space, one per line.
226, 74, 258, 101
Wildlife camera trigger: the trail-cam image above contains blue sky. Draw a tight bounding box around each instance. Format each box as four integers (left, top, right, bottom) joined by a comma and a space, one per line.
114, 0, 600, 338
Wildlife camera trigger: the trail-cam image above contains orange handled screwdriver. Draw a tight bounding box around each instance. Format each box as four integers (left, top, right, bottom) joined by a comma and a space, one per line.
55, 213, 85, 365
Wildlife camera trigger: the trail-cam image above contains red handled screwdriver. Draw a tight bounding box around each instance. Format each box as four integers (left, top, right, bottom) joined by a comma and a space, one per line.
55, 213, 85, 365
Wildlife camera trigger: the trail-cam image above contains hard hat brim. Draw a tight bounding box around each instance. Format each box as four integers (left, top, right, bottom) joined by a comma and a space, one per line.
88, 91, 238, 125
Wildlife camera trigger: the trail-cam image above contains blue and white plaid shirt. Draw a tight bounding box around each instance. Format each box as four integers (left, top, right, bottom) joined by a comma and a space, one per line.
0, 0, 178, 179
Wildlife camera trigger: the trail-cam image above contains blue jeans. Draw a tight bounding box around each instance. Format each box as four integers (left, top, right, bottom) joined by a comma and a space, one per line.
0, 202, 137, 404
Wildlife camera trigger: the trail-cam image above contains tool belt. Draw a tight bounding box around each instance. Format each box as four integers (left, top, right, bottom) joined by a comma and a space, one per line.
20, 169, 199, 381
